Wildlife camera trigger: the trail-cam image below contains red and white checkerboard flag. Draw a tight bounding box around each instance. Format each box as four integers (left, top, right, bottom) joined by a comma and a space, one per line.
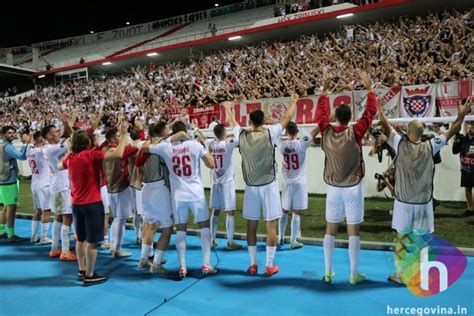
400, 84, 436, 118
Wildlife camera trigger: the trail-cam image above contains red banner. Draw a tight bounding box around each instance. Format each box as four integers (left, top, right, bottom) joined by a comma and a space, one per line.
188, 104, 220, 129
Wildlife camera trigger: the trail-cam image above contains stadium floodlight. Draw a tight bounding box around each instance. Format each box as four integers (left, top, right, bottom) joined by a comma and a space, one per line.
336, 13, 354, 19
90, 30, 94, 34
228, 36, 242, 41
38, 75, 46, 78
147, 52, 158, 57
215, 3, 219, 7
102, 62, 112, 65
126, 22, 130, 25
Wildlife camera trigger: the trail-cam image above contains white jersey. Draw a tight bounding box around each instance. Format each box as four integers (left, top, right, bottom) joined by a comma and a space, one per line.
26, 146, 51, 190
208, 138, 238, 184
144, 139, 207, 202
278, 135, 312, 184
44, 141, 70, 194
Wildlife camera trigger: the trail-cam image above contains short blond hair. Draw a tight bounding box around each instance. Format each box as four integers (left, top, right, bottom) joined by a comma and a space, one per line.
407, 120, 424, 139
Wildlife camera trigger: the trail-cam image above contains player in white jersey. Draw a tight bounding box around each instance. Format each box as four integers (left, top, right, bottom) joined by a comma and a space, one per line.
224, 94, 296, 277
277, 122, 319, 250
139, 121, 216, 278
42, 120, 77, 261
208, 124, 242, 251
26, 131, 52, 244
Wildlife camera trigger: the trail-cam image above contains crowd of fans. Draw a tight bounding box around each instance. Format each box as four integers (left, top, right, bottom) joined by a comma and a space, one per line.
0, 9, 472, 133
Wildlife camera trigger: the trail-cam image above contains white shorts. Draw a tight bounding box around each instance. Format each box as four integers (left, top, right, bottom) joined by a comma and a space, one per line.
392, 199, 434, 234
282, 181, 308, 211
51, 190, 72, 215
100, 186, 110, 214
243, 181, 282, 221
32, 186, 52, 211
136, 189, 144, 216
142, 181, 173, 228
326, 181, 364, 225
172, 198, 209, 225
109, 188, 133, 219
210, 181, 236, 211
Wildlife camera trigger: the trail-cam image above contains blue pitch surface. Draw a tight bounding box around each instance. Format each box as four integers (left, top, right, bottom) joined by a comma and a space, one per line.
0, 219, 473, 316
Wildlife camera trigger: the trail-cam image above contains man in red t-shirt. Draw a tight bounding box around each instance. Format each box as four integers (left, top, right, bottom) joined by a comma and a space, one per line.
61, 121, 128, 286
316, 73, 376, 285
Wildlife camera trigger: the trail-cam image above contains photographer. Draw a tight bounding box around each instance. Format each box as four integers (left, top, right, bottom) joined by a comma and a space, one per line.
376, 163, 395, 197
452, 121, 474, 217
369, 126, 396, 163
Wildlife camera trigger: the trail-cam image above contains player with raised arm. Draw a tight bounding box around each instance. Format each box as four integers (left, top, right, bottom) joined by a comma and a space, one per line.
277, 122, 320, 250
42, 113, 77, 261
207, 119, 242, 251
139, 121, 216, 278
101, 114, 139, 259
378, 97, 472, 284
27, 131, 52, 244
316, 73, 376, 285
224, 93, 297, 277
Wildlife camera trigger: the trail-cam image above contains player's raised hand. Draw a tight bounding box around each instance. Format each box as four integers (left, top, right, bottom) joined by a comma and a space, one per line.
458, 98, 472, 116
290, 91, 299, 104
360, 72, 372, 91
223, 101, 233, 111
322, 76, 331, 94
119, 117, 129, 135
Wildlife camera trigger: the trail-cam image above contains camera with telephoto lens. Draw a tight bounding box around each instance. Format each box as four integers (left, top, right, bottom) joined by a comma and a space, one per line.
374, 173, 385, 181
371, 127, 382, 138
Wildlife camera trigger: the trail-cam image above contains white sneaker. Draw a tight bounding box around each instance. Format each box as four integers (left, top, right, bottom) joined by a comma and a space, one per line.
138, 258, 151, 268
290, 241, 304, 249
31, 236, 40, 243
113, 251, 132, 259
39, 236, 52, 244
150, 264, 170, 276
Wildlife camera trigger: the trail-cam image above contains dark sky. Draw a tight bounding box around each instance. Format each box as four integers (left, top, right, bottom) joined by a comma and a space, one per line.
0, 0, 243, 47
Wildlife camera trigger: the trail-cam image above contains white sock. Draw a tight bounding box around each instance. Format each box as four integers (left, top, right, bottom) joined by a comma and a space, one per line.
248, 245, 257, 265
200, 227, 211, 267
290, 214, 301, 243
176, 231, 187, 268
141, 243, 152, 260
31, 220, 40, 238
70, 220, 76, 236
114, 219, 126, 252
266, 246, 277, 267
153, 250, 165, 266
349, 236, 361, 275
279, 213, 288, 241
323, 234, 335, 275
41, 222, 49, 238
104, 234, 109, 243
51, 220, 61, 250
109, 220, 117, 250
226, 215, 234, 243
133, 212, 142, 239
210, 215, 219, 241
60, 225, 71, 253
